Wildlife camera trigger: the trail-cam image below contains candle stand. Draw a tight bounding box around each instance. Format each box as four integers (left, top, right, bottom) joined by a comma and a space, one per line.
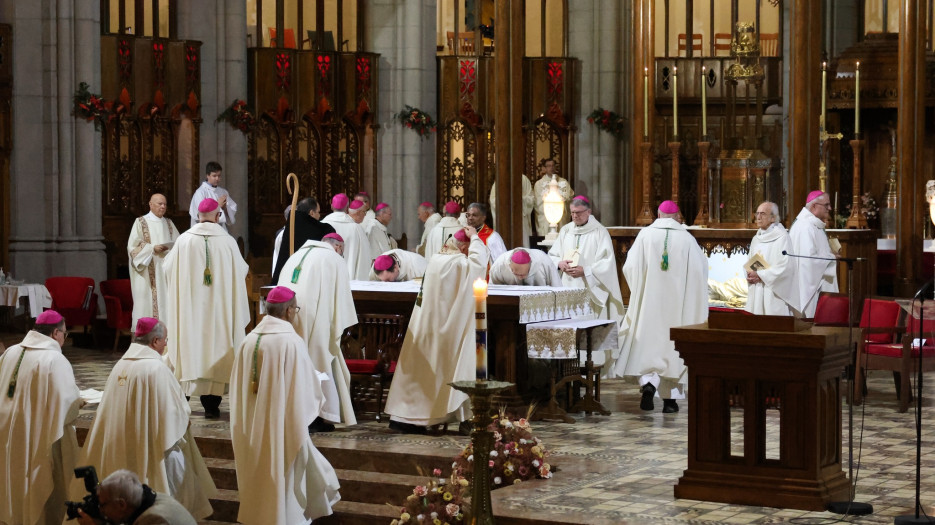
846, 138, 868, 229
669, 139, 683, 223
694, 140, 711, 226
636, 140, 655, 225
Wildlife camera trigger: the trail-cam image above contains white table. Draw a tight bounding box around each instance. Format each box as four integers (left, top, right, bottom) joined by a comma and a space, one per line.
0, 283, 53, 319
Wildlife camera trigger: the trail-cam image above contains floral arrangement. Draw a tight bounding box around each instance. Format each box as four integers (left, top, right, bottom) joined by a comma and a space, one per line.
846, 192, 879, 222
391, 468, 470, 525
395, 105, 437, 139
71, 82, 113, 131
587, 108, 627, 140
216, 99, 257, 134
452, 412, 553, 489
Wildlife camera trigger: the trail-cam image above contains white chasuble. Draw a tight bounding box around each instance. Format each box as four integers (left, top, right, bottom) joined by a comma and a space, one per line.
231, 315, 340, 525
423, 216, 464, 263
368, 249, 427, 281
416, 212, 442, 255
0, 332, 81, 525
278, 240, 359, 426
745, 222, 800, 316
385, 237, 488, 426
162, 221, 250, 395
364, 218, 398, 259
788, 208, 839, 317
80, 343, 216, 518
127, 212, 179, 329
613, 218, 709, 394
490, 248, 562, 287
321, 211, 372, 280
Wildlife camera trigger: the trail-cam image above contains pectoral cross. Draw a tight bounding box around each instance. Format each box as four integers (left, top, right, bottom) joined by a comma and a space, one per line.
818, 116, 844, 193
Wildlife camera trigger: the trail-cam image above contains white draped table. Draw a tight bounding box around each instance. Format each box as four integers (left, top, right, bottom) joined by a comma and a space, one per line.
0, 283, 53, 319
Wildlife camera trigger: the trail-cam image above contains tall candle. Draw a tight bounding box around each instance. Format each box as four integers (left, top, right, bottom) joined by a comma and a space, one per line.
672, 66, 678, 139
834, 192, 839, 215
643, 67, 649, 138
821, 61, 827, 132
473, 278, 488, 380
855, 61, 860, 135
701, 66, 707, 137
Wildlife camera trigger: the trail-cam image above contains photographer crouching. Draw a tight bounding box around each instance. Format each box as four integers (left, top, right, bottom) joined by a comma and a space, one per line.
75, 469, 197, 525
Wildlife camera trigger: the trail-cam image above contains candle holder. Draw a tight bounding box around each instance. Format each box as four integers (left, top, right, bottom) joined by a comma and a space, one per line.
449, 379, 514, 525
635, 140, 655, 225
846, 137, 868, 229
668, 139, 683, 223
694, 140, 711, 226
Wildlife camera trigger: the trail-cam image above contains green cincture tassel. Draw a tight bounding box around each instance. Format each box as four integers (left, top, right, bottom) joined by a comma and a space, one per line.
660, 230, 670, 271
203, 236, 213, 285
251, 334, 263, 394
291, 267, 301, 284
7, 349, 26, 398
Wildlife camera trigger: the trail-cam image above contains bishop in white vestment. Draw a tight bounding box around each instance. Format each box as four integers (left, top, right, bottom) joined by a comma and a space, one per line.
321, 193, 372, 280
0, 311, 81, 525
788, 191, 839, 317
79, 318, 216, 519
162, 198, 250, 417
613, 201, 708, 413
370, 250, 427, 282
423, 201, 464, 262
385, 228, 488, 431
490, 248, 562, 287
127, 193, 179, 329
231, 287, 341, 525
364, 203, 398, 257
745, 201, 800, 316
278, 239, 359, 426
416, 202, 441, 256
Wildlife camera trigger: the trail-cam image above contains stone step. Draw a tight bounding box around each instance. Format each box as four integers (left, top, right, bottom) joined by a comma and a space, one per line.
318, 500, 401, 525
203, 457, 237, 491
205, 489, 239, 523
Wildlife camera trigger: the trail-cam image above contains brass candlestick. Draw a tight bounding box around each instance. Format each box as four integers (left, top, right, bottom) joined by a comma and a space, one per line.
635, 140, 654, 225
449, 379, 514, 525
694, 141, 711, 226
846, 138, 868, 229
669, 139, 683, 223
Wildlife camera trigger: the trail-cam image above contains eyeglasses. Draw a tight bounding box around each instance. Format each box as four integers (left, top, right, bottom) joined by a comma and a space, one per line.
56, 328, 69, 339
291, 306, 301, 313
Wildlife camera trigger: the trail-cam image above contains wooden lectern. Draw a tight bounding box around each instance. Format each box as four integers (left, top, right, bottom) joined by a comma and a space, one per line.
671, 312, 853, 511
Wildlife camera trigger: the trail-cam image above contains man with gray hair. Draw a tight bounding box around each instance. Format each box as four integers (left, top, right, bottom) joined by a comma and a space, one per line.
745, 201, 800, 316
271, 197, 336, 284
78, 317, 216, 519
364, 202, 398, 257
75, 469, 197, 525
415, 201, 441, 256
788, 190, 839, 317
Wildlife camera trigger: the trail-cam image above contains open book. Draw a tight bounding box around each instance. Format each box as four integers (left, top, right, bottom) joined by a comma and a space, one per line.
743, 252, 770, 273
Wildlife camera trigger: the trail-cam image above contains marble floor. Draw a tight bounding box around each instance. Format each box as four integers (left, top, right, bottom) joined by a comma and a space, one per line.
35, 334, 935, 524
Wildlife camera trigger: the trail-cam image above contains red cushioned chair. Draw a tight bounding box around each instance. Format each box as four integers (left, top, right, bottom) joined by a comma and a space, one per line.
855, 309, 935, 412
45, 277, 98, 338
99, 279, 133, 352
813, 292, 853, 327
850, 298, 905, 408
341, 314, 407, 420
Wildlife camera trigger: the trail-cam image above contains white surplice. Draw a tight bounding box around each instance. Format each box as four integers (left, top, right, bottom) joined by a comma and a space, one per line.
385, 237, 488, 426
0, 331, 81, 525
127, 212, 179, 330
745, 222, 800, 316
231, 315, 341, 525
490, 248, 562, 287
363, 217, 398, 260
368, 249, 427, 281
548, 216, 625, 367
490, 175, 535, 247
162, 221, 250, 396
612, 218, 709, 396
321, 211, 372, 280
423, 216, 464, 262
416, 212, 441, 256
188, 181, 238, 230
788, 207, 839, 317
278, 240, 359, 426
79, 343, 216, 519
533, 174, 574, 235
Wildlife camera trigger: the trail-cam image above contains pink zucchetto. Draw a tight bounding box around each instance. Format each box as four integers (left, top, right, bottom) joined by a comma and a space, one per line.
266, 286, 296, 304
323, 232, 344, 243
357, 191, 369, 196
420, 201, 434, 208
806, 190, 825, 204
511, 250, 532, 264
36, 310, 63, 325
444, 201, 462, 215
453, 229, 469, 243
658, 200, 679, 214
134, 317, 159, 337
331, 193, 349, 210
198, 198, 219, 213
374, 202, 389, 212
374, 255, 394, 272
572, 195, 590, 204
349, 199, 365, 211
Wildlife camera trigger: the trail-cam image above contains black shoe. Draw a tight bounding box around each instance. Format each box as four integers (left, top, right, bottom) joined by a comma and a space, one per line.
640, 383, 656, 411
308, 416, 336, 433
458, 421, 473, 436
204, 407, 221, 419
663, 399, 679, 413
200, 395, 221, 419
388, 420, 427, 434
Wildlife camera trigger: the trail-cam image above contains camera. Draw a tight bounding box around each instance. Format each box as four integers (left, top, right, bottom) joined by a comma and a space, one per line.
65, 466, 104, 521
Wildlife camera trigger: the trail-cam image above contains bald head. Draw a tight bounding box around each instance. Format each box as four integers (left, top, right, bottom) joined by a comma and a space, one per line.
149, 194, 167, 218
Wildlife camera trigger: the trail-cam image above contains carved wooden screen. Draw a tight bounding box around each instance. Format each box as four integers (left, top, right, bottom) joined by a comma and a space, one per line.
525, 118, 564, 182
439, 119, 479, 207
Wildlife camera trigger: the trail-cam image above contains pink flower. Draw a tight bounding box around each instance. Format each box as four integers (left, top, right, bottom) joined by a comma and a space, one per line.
446, 503, 460, 516
413, 485, 427, 497
433, 468, 442, 477
489, 460, 495, 467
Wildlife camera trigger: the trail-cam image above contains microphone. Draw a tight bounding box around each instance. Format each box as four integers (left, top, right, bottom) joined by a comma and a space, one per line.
782, 250, 865, 263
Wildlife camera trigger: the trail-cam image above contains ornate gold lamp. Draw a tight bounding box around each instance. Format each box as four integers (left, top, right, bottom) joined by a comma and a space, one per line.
540, 175, 565, 246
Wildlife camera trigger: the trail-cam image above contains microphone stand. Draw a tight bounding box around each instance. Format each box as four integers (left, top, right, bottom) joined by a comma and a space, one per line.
784, 251, 872, 516
894, 279, 935, 525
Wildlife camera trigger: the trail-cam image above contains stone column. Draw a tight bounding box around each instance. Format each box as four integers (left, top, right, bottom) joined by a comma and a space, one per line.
176, 0, 248, 247
569, 0, 629, 225
367, 0, 437, 245
8, 0, 106, 283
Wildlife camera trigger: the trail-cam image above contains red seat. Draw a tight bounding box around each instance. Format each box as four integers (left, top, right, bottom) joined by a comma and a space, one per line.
813, 292, 852, 327
340, 314, 407, 420
100, 279, 133, 352
45, 277, 98, 338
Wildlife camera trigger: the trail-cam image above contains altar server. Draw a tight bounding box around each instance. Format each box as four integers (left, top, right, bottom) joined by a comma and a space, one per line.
370, 250, 427, 282
163, 197, 250, 418
490, 248, 562, 287
231, 286, 341, 525
321, 193, 372, 280
127, 193, 179, 328
79, 318, 216, 519
613, 200, 708, 413
746, 201, 800, 316
385, 226, 488, 434
188, 161, 237, 230
0, 310, 81, 525
789, 190, 839, 317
